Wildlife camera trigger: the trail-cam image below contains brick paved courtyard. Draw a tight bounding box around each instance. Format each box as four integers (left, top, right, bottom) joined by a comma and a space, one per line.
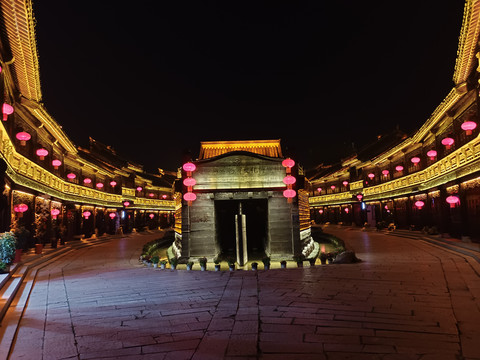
2, 227, 480, 359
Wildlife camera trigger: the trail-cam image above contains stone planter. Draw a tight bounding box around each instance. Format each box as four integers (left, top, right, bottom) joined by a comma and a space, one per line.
153, 263, 158, 268
280, 261, 287, 269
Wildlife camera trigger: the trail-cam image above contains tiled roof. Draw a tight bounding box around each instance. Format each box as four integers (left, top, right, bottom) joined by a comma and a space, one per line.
199, 140, 283, 160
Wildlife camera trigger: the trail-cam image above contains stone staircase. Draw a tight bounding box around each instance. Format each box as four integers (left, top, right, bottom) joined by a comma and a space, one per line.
0, 234, 126, 357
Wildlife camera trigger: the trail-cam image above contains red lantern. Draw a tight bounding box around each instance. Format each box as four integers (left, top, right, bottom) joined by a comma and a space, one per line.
184, 192, 196, 201
83, 178, 92, 184
136, 186, 143, 192
83, 211, 91, 219
446, 195, 460, 208
16, 131, 31, 145
411, 157, 421, 165
342, 181, 348, 186
283, 189, 296, 198
2, 103, 14, 121
109, 213, 116, 219
367, 173, 375, 179
14, 203, 28, 217
283, 175, 296, 185
183, 162, 196, 172
36, 148, 48, 160
395, 165, 404, 172
442, 137, 454, 149
52, 159, 62, 169
344, 208, 349, 213
382, 170, 389, 176
461, 121, 477, 135
317, 187, 322, 193
149, 213, 155, 219
330, 185, 336, 190
426, 150, 437, 160
319, 209, 324, 214
162, 194, 167, 199
282, 158, 295, 168
123, 201, 130, 207
149, 193, 155, 197
183, 178, 197, 187
356, 194, 363, 201
415, 200, 424, 209
51, 208, 60, 219
110, 181, 117, 187
67, 173, 76, 180
96, 182, 104, 189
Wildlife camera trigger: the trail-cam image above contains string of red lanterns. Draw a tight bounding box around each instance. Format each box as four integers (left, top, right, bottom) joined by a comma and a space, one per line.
282, 158, 296, 202
183, 162, 197, 205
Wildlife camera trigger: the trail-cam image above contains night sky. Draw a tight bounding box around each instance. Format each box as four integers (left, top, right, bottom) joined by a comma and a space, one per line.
33, 1, 465, 172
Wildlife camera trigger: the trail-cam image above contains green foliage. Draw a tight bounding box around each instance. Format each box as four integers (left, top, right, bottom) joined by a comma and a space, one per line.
0, 232, 17, 265
0, 261, 7, 273
261, 256, 271, 266
198, 257, 207, 266
227, 257, 235, 266
151, 256, 160, 264
169, 257, 178, 266
293, 254, 305, 263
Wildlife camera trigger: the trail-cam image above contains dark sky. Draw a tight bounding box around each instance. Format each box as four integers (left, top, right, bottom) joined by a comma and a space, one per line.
33, 1, 465, 172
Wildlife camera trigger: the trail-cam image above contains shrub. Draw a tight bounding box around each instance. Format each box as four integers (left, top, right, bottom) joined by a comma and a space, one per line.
198, 257, 207, 267
151, 256, 160, 264
261, 256, 271, 266
0, 232, 17, 265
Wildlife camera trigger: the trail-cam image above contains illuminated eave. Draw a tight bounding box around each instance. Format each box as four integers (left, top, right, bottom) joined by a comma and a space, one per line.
0, 0, 42, 101
199, 139, 283, 159
453, 0, 480, 85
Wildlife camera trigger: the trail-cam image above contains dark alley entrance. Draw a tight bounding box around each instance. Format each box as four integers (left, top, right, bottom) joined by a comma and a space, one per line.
215, 199, 268, 264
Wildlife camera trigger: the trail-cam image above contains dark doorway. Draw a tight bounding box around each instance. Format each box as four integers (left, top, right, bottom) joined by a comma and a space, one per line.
215, 199, 268, 261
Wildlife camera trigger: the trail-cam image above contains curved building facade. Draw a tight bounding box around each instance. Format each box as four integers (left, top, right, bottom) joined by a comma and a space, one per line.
308, 0, 480, 241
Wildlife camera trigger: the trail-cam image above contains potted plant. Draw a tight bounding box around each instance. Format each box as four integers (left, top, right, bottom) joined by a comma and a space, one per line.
214, 258, 221, 271
159, 260, 167, 269
186, 261, 194, 271
319, 252, 327, 265
198, 257, 207, 271
169, 257, 178, 270
280, 260, 287, 269
251, 262, 258, 271
262, 256, 271, 270
151, 256, 160, 268
227, 258, 235, 271
293, 255, 305, 267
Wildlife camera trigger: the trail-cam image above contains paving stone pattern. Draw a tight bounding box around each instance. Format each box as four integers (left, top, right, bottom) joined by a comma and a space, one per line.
4, 227, 480, 359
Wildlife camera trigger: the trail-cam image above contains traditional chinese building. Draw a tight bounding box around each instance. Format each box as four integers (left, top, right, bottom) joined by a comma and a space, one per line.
173, 140, 313, 264
308, 0, 480, 241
